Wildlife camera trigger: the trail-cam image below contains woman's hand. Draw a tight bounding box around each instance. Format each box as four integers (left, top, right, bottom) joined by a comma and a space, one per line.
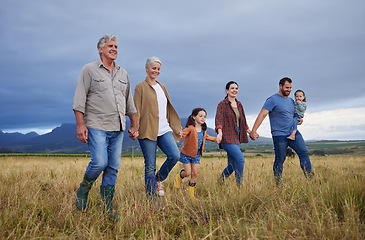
216, 130, 223, 144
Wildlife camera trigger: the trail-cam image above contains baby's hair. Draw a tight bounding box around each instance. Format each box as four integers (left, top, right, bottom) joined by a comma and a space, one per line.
186, 108, 207, 131
295, 90, 306, 102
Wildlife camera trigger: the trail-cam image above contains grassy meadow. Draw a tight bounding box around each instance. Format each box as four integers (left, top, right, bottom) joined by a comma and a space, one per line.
0, 153, 364, 239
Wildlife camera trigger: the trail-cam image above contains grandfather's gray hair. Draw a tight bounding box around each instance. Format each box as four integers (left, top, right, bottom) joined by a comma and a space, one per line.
146, 56, 162, 68
97, 34, 118, 54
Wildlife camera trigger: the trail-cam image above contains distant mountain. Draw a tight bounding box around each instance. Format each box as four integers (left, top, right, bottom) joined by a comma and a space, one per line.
0, 122, 147, 153
0, 124, 85, 153
0, 131, 39, 145
0, 120, 272, 153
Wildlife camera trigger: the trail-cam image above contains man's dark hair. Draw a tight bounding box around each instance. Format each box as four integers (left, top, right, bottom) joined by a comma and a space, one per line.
279, 77, 292, 86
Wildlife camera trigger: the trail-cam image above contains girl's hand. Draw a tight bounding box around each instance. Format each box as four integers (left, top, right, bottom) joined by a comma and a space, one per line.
246, 128, 251, 134
297, 116, 303, 125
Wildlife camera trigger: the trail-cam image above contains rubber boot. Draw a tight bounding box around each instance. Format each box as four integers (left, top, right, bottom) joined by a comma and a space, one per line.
76, 174, 95, 212
174, 169, 185, 189
100, 185, 120, 221
188, 181, 198, 202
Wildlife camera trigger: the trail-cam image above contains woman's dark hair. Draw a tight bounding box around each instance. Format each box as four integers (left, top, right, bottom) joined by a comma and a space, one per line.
186, 108, 207, 131
226, 81, 239, 90
295, 89, 306, 102
225, 81, 239, 98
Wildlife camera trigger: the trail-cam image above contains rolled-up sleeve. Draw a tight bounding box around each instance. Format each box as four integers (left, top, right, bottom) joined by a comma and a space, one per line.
215, 101, 224, 132
73, 66, 91, 114
125, 75, 137, 117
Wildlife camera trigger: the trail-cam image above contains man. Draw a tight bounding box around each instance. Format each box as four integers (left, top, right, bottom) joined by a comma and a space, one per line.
73, 34, 138, 220
250, 77, 314, 184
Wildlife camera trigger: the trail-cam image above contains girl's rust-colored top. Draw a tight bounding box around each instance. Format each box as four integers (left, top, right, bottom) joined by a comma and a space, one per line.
180, 125, 216, 158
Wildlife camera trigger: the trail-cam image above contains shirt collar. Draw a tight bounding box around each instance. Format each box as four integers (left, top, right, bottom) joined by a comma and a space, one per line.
224, 96, 241, 106
97, 59, 120, 70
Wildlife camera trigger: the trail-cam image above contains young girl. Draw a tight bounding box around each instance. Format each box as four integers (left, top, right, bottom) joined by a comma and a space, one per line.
287, 90, 307, 140
174, 108, 217, 200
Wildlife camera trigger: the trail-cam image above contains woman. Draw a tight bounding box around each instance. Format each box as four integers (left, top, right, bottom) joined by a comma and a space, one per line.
134, 56, 181, 198
215, 81, 251, 185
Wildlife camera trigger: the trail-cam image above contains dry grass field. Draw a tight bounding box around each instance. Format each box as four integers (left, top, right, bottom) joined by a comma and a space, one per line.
0, 154, 364, 239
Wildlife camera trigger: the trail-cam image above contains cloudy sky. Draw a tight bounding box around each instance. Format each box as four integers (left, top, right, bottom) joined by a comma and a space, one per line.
1, 0, 364, 140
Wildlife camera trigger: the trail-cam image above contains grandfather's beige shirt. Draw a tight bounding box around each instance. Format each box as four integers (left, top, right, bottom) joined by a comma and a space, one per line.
73, 59, 137, 132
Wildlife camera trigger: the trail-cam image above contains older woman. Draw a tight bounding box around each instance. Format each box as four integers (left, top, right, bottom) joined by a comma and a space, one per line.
134, 56, 181, 199
215, 81, 251, 185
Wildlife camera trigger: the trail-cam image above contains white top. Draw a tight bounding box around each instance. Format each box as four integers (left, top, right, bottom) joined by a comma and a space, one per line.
152, 84, 172, 136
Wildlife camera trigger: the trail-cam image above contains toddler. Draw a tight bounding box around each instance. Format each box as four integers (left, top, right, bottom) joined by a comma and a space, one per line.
287, 90, 307, 140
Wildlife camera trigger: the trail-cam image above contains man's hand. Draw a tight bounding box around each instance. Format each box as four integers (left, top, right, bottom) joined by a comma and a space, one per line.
249, 130, 259, 141
76, 124, 88, 144
249, 108, 268, 141
74, 111, 88, 144
297, 116, 303, 125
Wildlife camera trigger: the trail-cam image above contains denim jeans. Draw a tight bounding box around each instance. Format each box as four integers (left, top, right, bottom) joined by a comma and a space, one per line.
272, 131, 313, 184
85, 128, 124, 186
220, 143, 245, 184
138, 131, 180, 197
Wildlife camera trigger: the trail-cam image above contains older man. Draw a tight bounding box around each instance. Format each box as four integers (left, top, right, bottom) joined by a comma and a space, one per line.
73, 34, 138, 220
250, 77, 314, 184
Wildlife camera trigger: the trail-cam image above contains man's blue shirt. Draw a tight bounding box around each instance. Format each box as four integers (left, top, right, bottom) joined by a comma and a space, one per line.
262, 93, 295, 136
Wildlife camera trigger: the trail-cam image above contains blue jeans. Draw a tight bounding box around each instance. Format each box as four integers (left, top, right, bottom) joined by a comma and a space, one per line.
85, 128, 124, 186
272, 131, 314, 184
220, 143, 245, 184
138, 131, 180, 197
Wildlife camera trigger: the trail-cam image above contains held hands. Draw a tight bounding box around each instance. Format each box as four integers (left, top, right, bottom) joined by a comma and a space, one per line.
179, 131, 183, 140
249, 130, 259, 141
128, 126, 139, 140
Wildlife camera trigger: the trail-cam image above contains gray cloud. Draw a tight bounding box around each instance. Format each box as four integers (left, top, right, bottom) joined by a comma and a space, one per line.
1, 0, 365, 139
